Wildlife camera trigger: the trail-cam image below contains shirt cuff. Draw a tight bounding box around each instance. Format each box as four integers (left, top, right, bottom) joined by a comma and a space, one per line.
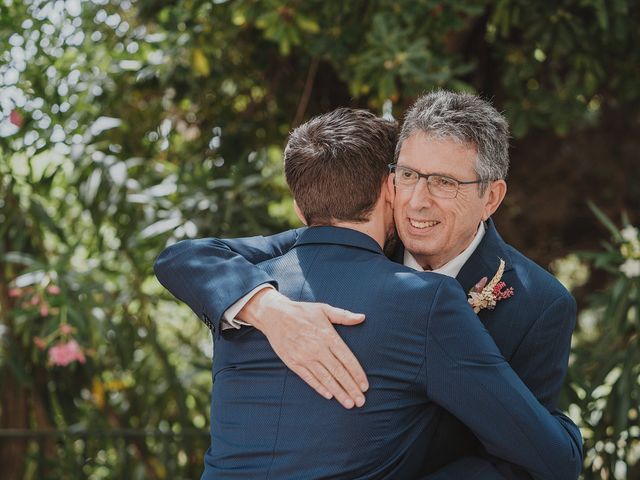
221, 284, 276, 330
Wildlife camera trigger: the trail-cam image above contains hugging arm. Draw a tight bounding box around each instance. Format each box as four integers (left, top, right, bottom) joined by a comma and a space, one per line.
424, 287, 582, 479
485, 294, 582, 479
153, 229, 369, 408
154, 229, 302, 332
424, 277, 582, 480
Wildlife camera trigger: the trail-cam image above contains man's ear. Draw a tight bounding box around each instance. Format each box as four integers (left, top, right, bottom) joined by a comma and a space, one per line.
385, 174, 395, 206
293, 200, 308, 226
482, 180, 507, 221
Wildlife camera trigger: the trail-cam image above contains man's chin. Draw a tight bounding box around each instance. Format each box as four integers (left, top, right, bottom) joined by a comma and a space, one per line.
403, 238, 440, 261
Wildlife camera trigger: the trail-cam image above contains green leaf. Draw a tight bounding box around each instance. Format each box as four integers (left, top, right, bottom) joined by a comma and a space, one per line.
588, 202, 623, 241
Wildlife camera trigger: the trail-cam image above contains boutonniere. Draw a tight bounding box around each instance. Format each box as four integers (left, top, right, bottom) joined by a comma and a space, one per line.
467, 259, 514, 313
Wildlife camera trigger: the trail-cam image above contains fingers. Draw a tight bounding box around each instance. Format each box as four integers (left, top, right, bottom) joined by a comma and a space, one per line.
260, 299, 369, 409
293, 352, 364, 409
320, 351, 365, 407
294, 366, 333, 400
329, 335, 369, 393
311, 362, 357, 409
324, 304, 365, 326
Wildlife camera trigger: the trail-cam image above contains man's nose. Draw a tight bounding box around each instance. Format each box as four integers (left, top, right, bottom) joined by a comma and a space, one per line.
408, 178, 434, 210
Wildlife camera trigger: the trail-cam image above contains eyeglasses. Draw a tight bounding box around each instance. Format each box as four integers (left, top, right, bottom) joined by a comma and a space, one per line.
388, 163, 484, 199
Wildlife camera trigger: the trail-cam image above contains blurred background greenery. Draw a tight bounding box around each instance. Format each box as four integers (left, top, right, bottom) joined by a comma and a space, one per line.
0, 0, 638, 478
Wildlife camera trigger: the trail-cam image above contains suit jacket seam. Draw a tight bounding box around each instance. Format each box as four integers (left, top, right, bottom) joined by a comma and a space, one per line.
265, 369, 291, 479
295, 247, 322, 300
422, 278, 446, 397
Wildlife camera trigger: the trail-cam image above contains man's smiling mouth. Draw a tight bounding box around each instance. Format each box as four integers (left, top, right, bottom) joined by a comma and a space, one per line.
409, 219, 440, 229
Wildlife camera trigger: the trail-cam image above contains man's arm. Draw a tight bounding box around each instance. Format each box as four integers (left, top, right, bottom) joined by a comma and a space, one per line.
425, 284, 582, 479
153, 229, 369, 408
422, 419, 578, 480
424, 277, 582, 480
154, 229, 303, 330
465, 294, 581, 480
490, 293, 581, 479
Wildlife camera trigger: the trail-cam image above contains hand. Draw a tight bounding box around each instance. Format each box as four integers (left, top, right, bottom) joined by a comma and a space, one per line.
238, 289, 369, 409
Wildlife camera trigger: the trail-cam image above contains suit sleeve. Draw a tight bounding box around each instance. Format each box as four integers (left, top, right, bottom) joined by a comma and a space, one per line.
153, 229, 302, 335
423, 277, 582, 480
488, 293, 582, 479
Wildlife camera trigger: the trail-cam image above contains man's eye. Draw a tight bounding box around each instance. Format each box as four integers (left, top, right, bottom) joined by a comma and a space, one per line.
400, 169, 414, 179
433, 176, 457, 188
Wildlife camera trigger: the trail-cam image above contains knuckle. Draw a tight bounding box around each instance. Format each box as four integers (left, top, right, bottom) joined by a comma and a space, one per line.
332, 367, 347, 382
317, 369, 332, 383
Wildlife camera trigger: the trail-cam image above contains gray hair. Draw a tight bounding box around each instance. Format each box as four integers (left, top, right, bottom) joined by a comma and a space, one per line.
397, 90, 510, 192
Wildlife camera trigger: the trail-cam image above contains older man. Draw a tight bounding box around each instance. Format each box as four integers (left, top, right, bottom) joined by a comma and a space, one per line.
155, 91, 582, 478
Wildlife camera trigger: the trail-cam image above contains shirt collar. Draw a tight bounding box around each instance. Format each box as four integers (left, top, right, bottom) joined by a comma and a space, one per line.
403, 222, 486, 278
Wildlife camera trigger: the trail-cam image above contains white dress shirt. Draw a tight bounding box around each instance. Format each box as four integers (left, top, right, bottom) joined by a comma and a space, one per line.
222, 222, 486, 329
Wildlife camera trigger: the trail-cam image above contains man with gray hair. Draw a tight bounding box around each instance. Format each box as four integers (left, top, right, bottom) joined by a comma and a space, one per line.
155, 91, 582, 478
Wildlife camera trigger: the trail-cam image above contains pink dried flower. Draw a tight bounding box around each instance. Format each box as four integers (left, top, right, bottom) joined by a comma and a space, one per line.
39, 305, 49, 317
471, 277, 488, 294
8, 288, 22, 298
467, 259, 514, 313
492, 281, 514, 300
30, 296, 40, 306
48, 339, 86, 367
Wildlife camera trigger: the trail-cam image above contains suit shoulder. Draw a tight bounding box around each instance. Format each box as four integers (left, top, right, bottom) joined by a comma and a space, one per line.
504, 244, 574, 307
377, 263, 462, 304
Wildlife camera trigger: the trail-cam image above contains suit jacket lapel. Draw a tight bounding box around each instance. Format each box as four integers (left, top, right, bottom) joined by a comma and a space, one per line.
456, 219, 514, 293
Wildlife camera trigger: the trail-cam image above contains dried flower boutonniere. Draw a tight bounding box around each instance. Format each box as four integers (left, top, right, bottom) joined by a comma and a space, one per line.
467, 259, 514, 313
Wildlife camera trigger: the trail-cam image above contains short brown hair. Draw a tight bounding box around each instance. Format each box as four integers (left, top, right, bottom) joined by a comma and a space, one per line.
284, 108, 398, 225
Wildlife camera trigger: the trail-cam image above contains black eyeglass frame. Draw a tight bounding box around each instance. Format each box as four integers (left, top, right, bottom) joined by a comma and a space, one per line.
387, 163, 485, 198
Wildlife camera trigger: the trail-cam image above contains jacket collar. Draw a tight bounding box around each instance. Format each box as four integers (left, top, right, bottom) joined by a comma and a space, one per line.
294, 226, 385, 256
455, 218, 514, 293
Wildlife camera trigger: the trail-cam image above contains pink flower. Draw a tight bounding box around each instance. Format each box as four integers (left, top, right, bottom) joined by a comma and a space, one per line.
471, 277, 488, 294
9, 110, 23, 127
59, 324, 73, 335
30, 296, 40, 306
47, 285, 61, 295
8, 288, 22, 297
39, 305, 49, 317
33, 336, 47, 350
467, 259, 514, 313
48, 339, 86, 367
492, 281, 514, 301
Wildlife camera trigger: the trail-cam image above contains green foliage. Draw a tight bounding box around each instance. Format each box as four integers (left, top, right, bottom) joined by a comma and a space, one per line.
1, 0, 639, 477
565, 208, 640, 479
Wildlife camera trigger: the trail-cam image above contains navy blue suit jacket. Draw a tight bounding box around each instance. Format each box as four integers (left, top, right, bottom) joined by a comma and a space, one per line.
155, 225, 582, 479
